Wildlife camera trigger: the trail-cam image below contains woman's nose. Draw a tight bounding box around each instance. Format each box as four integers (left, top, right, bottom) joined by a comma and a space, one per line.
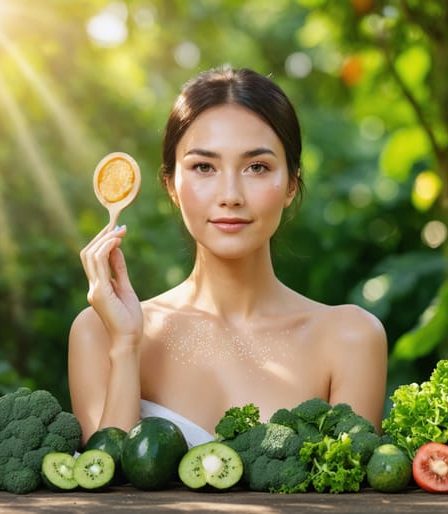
217, 173, 245, 207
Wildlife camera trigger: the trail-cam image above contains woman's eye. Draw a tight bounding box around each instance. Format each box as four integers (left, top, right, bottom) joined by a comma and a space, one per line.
248, 163, 268, 174
194, 163, 213, 173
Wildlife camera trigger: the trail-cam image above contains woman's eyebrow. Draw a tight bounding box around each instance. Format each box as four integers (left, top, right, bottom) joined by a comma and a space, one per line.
184, 148, 219, 158
184, 147, 276, 158
242, 147, 276, 158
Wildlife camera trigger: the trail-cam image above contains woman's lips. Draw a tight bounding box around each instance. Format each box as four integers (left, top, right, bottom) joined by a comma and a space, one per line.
209, 218, 252, 233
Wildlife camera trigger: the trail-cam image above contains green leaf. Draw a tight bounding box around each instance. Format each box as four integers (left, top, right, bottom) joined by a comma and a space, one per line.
380, 127, 431, 182
393, 280, 448, 360
395, 46, 431, 89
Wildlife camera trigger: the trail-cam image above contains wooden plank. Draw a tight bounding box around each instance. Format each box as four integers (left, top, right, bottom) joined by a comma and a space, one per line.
0, 486, 447, 514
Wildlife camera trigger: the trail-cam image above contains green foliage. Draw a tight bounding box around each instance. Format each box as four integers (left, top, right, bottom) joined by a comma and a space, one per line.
221, 399, 380, 493
382, 359, 448, 459
215, 403, 260, 440
0, 0, 447, 402
298, 434, 365, 493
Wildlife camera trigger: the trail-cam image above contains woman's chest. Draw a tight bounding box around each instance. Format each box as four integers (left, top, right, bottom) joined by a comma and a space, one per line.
139, 316, 331, 431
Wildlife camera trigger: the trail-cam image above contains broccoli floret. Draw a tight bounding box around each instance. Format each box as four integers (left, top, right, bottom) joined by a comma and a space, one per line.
271, 456, 309, 493
22, 447, 52, 473
42, 433, 72, 453
350, 431, 381, 464
27, 390, 62, 425
296, 419, 322, 446
223, 429, 251, 454
249, 455, 280, 491
248, 454, 309, 493
291, 398, 331, 427
3, 468, 40, 495
269, 408, 298, 430
0, 388, 31, 430
319, 403, 354, 434
47, 412, 81, 454
12, 395, 31, 421
333, 414, 375, 437
8, 416, 46, 452
222, 422, 307, 492
251, 423, 298, 460
0, 387, 82, 494
215, 403, 260, 439
0, 438, 15, 463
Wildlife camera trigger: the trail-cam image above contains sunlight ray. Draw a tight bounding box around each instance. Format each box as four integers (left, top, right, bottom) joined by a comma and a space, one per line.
0, 182, 25, 322
0, 73, 80, 245
0, 31, 102, 171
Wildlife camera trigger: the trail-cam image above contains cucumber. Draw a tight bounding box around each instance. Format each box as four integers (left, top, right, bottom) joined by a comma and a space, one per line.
41, 452, 78, 491
85, 427, 127, 484
178, 441, 243, 490
121, 416, 188, 490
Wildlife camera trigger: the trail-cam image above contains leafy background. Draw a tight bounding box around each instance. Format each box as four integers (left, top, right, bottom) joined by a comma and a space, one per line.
0, 0, 447, 415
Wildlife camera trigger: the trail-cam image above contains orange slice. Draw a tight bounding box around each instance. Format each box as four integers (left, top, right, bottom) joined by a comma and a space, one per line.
97, 156, 135, 203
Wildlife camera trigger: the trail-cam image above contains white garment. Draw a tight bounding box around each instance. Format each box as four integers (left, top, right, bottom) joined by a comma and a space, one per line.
140, 399, 214, 448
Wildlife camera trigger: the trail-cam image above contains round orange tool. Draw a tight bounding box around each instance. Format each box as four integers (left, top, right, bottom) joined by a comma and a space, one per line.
93, 152, 141, 226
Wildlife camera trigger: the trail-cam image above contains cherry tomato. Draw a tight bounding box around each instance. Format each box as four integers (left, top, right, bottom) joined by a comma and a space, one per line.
413, 442, 448, 493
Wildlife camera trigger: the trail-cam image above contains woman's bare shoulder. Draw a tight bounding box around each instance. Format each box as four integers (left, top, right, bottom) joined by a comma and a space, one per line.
69, 306, 110, 349
315, 303, 387, 349
329, 304, 385, 334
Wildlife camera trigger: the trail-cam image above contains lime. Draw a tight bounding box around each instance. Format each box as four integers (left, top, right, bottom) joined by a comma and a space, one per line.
366, 443, 412, 492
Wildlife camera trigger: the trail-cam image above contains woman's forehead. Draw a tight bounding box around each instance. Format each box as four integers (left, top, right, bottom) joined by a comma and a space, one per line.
177, 104, 283, 156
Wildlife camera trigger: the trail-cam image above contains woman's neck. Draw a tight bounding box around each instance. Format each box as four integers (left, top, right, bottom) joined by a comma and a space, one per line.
185, 244, 282, 324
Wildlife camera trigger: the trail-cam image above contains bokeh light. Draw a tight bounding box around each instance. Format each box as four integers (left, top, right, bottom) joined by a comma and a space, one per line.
362, 274, 390, 303
421, 220, 447, 249
360, 116, 385, 141
374, 176, 399, 203
173, 41, 201, 69
412, 170, 442, 211
86, 2, 128, 47
285, 52, 312, 78
349, 183, 372, 208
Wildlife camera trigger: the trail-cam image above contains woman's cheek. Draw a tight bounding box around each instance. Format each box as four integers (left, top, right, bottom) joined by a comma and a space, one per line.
176, 179, 211, 232
254, 180, 289, 213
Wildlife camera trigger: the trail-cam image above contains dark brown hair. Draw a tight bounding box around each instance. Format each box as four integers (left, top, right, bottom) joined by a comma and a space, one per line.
160, 66, 303, 198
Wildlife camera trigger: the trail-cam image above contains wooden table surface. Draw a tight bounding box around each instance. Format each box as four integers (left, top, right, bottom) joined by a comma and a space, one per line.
1, 486, 447, 514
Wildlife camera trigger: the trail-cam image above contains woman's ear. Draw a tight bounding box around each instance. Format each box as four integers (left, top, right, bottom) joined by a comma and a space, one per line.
284, 170, 299, 208
164, 175, 179, 207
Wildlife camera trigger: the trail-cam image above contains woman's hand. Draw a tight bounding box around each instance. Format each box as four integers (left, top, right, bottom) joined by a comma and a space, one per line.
80, 224, 143, 347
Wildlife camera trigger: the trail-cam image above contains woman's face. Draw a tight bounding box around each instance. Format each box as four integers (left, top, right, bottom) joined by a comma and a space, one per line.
168, 104, 296, 260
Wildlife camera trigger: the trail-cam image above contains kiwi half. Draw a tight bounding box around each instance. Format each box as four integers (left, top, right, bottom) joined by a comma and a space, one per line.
73, 449, 115, 490
41, 452, 78, 491
178, 442, 243, 490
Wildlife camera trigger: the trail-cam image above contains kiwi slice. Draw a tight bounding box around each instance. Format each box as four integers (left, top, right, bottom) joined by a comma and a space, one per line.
73, 449, 115, 490
178, 442, 243, 490
41, 452, 78, 491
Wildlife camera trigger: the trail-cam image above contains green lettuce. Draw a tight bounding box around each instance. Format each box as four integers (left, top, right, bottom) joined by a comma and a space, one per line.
297, 433, 365, 493
382, 359, 448, 459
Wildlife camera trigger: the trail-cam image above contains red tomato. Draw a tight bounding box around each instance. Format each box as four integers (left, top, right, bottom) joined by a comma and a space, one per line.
413, 442, 448, 493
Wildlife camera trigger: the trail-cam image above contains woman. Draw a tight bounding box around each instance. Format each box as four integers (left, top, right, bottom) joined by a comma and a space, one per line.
69, 67, 387, 447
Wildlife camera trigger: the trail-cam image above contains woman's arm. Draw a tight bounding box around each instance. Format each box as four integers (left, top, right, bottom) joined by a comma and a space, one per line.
68, 308, 141, 445
69, 224, 144, 445
326, 305, 388, 432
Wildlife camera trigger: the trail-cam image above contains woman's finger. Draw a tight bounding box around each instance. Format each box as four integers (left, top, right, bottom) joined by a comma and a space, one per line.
81, 226, 127, 281
109, 247, 133, 293
92, 236, 123, 285
80, 224, 126, 266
